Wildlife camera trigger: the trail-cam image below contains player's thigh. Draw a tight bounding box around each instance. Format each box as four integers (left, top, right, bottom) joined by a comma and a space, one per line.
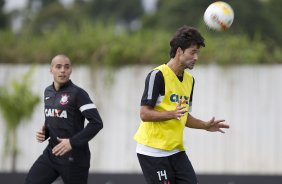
60, 165, 89, 184
25, 155, 59, 184
137, 153, 176, 184
171, 151, 198, 184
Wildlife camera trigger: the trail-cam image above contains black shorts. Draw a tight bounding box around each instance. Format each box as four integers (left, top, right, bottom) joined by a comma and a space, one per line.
25, 153, 89, 184
137, 151, 198, 184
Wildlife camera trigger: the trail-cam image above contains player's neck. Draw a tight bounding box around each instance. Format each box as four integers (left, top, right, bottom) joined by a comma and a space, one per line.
53, 81, 65, 91
167, 59, 184, 76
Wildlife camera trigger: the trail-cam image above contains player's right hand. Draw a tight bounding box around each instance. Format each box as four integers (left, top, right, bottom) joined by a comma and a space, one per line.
175, 100, 187, 120
36, 125, 46, 143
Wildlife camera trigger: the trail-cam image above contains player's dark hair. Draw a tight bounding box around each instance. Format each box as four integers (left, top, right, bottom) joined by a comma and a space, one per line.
169, 25, 205, 58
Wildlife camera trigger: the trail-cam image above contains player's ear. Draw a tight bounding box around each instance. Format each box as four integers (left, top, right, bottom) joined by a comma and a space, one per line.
176, 47, 184, 56
176, 47, 183, 56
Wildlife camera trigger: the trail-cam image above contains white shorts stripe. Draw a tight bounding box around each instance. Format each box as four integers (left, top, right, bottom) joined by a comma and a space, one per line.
79, 103, 96, 112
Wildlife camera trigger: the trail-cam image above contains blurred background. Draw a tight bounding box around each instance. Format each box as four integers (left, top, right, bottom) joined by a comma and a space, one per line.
0, 0, 281, 183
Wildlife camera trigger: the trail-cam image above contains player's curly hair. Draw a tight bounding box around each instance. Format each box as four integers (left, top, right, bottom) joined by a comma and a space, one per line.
169, 25, 205, 58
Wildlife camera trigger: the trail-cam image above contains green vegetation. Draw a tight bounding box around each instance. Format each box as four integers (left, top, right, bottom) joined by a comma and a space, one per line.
0, 0, 281, 65
0, 66, 40, 171
0, 22, 281, 65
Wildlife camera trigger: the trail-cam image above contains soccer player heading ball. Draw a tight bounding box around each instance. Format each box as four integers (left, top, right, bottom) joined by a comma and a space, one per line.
134, 25, 230, 184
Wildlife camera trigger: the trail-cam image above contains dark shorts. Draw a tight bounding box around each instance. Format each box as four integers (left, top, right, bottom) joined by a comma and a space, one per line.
25, 153, 89, 184
137, 151, 198, 184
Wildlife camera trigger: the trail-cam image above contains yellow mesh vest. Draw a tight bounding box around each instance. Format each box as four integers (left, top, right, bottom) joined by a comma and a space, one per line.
134, 64, 194, 151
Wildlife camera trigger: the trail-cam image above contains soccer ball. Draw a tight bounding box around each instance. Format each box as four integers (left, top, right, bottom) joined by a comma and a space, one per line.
203, 1, 234, 31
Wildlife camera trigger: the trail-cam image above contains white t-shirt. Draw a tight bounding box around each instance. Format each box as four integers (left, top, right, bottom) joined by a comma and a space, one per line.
136, 143, 181, 157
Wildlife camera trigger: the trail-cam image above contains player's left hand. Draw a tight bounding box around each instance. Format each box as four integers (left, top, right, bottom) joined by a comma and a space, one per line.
52, 137, 72, 156
205, 117, 230, 133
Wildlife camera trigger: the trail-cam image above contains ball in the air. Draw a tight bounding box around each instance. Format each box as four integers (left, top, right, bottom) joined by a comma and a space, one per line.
204, 1, 234, 31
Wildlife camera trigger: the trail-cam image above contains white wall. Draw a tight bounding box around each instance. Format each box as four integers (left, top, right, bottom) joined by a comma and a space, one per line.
0, 64, 281, 174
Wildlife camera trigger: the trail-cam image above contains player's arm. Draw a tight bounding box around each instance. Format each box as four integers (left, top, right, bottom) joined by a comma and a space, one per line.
53, 90, 103, 156
185, 113, 208, 129
140, 70, 186, 122
69, 90, 103, 148
40, 91, 50, 142
186, 113, 229, 133
140, 104, 186, 122
36, 95, 50, 142
53, 105, 103, 156
70, 108, 103, 148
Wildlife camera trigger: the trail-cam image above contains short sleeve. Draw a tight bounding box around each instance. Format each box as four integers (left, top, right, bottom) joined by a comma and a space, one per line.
141, 70, 165, 107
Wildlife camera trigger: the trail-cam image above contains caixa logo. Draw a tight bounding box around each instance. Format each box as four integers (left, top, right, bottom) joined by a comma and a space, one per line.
170, 94, 189, 104
45, 108, 67, 118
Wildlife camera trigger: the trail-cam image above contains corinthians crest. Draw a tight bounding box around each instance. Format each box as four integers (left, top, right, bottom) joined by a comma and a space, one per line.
60, 94, 70, 105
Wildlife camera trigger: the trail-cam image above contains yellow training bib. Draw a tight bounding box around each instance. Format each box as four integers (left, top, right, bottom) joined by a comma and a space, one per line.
134, 64, 194, 151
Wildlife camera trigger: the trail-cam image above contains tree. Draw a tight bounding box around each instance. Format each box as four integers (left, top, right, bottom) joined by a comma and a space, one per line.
264, 0, 282, 46
87, 0, 144, 27
23, 1, 70, 34
27, 0, 60, 10
221, 0, 282, 47
0, 66, 40, 172
0, 0, 8, 29
142, 0, 209, 31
